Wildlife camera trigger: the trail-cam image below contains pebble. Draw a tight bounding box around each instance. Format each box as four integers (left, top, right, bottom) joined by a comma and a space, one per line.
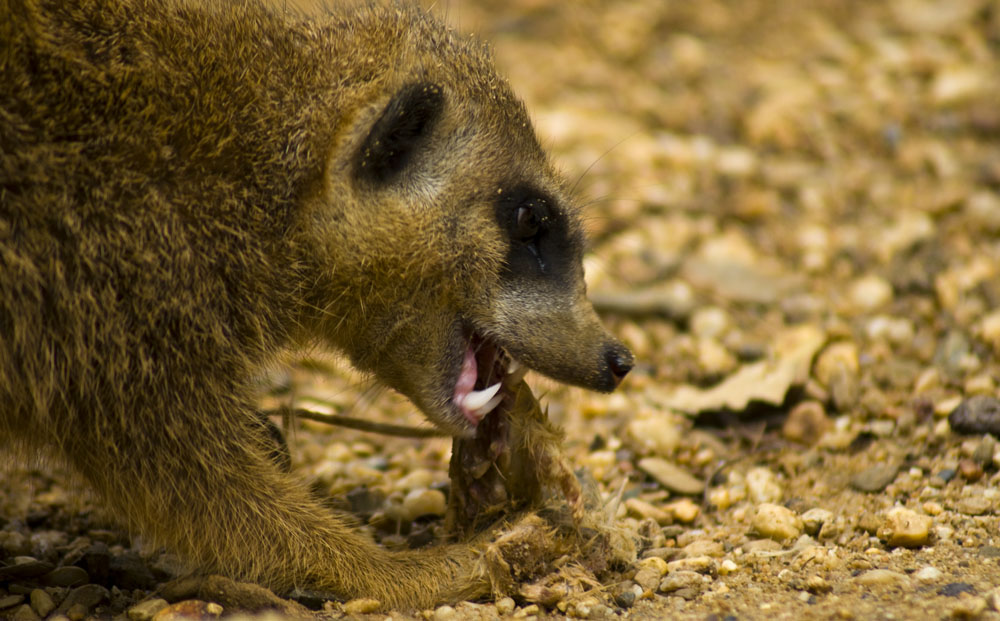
10, 605, 40, 621
664, 498, 700, 523
954, 496, 992, 516
29, 589, 55, 618
951, 597, 988, 619
625, 417, 681, 456
40, 566, 89, 588
55, 584, 109, 616
0, 594, 26, 609
690, 306, 731, 339
614, 589, 636, 609
847, 275, 893, 313
667, 556, 715, 574
949, 395, 1000, 435
433, 604, 457, 620
746, 467, 783, 503
0, 558, 55, 580
127, 598, 168, 621
638, 457, 704, 495
850, 463, 900, 492
879, 507, 932, 548
719, 559, 738, 575
853, 569, 909, 586
782, 400, 830, 444
752, 503, 803, 541
624, 498, 671, 525
496, 597, 516, 615
342, 598, 380, 614
633, 557, 668, 591
681, 539, 724, 558
152, 600, 223, 620
939, 582, 976, 597
109, 552, 156, 591
392, 468, 438, 492
65, 603, 87, 621
915, 566, 943, 582
401, 488, 447, 520
658, 570, 705, 596
800, 508, 833, 536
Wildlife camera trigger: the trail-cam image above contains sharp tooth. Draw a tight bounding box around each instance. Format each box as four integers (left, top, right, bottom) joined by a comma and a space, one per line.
462, 381, 502, 411
473, 393, 504, 417
507, 359, 521, 374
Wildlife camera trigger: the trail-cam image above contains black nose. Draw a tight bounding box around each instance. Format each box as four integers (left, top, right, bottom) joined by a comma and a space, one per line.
605, 344, 633, 388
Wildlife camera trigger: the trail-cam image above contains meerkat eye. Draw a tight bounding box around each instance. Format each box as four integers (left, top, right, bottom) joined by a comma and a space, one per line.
514, 205, 540, 239
512, 198, 548, 242
354, 82, 444, 184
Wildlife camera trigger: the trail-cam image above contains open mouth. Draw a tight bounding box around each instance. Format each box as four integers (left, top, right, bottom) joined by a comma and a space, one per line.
453, 330, 527, 427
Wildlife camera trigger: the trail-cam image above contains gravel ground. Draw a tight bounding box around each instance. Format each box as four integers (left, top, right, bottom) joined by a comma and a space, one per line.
4, 0, 1000, 619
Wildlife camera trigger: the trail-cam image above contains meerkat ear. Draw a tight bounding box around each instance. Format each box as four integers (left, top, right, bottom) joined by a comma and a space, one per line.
354, 82, 444, 184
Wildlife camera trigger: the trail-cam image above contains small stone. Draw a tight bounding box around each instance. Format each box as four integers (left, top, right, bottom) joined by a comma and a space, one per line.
690, 306, 731, 339
638, 556, 669, 575
40, 566, 89, 588
496, 597, 516, 615
401, 488, 447, 520
624, 498, 671, 525
782, 400, 830, 444
850, 463, 900, 492
915, 566, 943, 582
128, 598, 169, 621
954, 496, 992, 516
949, 395, 1000, 435
55, 584, 109, 616
667, 556, 714, 574
0, 558, 55, 580
746, 467, 783, 503
752, 503, 803, 541
65, 604, 87, 621
879, 507, 932, 548
939, 582, 976, 597
10, 604, 40, 621
664, 498, 700, 523
342, 598, 381, 615
109, 552, 156, 591
804, 575, 832, 594
0, 595, 26, 609
847, 275, 893, 313
29, 589, 55, 618
613, 590, 636, 609
958, 459, 983, 481
638, 457, 704, 495
433, 604, 457, 620
800, 508, 833, 536
658, 570, 705, 595
853, 569, 909, 587
625, 417, 681, 456
392, 468, 438, 492
152, 600, 223, 621
951, 597, 988, 619
681, 539, 724, 558
719, 559, 738, 575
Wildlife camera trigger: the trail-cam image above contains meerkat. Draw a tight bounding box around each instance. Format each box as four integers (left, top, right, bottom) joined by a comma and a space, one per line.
0, 0, 633, 609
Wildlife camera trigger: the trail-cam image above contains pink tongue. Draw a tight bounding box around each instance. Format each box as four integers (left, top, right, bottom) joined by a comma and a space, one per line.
454, 345, 478, 408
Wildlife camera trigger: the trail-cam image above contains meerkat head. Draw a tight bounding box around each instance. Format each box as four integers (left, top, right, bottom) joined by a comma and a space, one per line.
304, 9, 632, 436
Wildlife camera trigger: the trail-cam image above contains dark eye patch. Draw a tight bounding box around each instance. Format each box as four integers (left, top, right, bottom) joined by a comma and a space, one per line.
353, 82, 444, 185
494, 185, 579, 284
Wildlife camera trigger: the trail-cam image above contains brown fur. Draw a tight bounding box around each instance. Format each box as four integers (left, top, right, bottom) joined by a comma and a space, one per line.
0, 0, 631, 609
